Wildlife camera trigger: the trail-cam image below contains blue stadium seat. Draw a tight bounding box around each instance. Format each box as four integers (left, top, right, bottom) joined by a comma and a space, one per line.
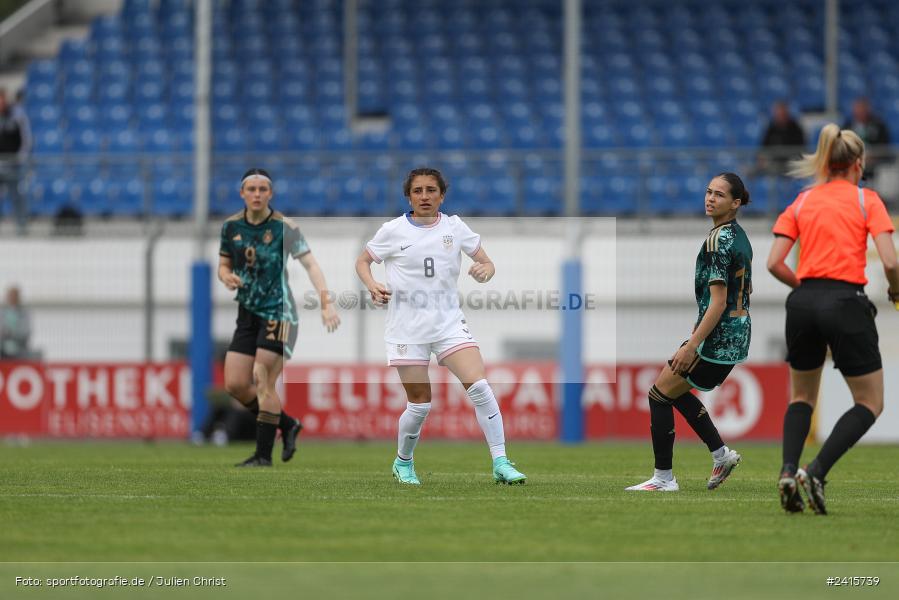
251, 127, 283, 152
449, 176, 484, 215
522, 175, 561, 216
58, 39, 89, 64
69, 128, 103, 153
22, 0, 860, 218
142, 129, 175, 153
153, 178, 188, 217
597, 175, 639, 215
26, 60, 59, 85
695, 122, 730, 147
483, 176, 517, 216
322, 127, 353, 150
44, 178, 75, 214
107, 129, 139, 154
214, 127, 248, 152
285, 126, 319, 151
354, 129, 393, 150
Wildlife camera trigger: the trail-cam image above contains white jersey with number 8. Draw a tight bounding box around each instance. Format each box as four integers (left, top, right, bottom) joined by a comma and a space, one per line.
365, 212, 481, 344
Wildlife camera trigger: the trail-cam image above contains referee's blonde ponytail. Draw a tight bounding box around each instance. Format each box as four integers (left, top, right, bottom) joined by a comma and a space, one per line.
788, 123, 865, 185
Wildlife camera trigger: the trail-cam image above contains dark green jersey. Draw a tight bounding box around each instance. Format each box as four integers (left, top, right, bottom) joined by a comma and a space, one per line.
219, 209, 310, 323
694, 220, 752, 364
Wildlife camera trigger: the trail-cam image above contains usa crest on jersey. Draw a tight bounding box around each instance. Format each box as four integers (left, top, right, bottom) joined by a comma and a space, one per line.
443, 235, 454, 249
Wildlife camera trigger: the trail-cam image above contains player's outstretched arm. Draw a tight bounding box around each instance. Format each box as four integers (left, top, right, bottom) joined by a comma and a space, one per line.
354, 249, 391, 305
766, 234, 800, 289
872, 231, 899, 308
218, 255, 242, 290
467, 247, 495, 283
297, 252, 340, 332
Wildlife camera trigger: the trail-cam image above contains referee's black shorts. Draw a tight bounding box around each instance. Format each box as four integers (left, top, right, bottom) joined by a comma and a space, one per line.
228, 305, 298, 358
785, 278, 881, 377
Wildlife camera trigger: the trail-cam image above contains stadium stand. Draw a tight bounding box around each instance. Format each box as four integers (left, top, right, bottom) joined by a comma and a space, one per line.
21, 0, 899, 217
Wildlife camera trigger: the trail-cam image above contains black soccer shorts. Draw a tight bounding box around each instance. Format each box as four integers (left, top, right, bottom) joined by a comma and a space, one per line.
668, 341, 736, 391
784, 279, 881, 377
228, 305, 298, 358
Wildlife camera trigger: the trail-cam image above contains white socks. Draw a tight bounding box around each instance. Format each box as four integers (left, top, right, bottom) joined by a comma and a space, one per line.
712, 445, 729, 461
654, 468, 674, 482
397, 402, 431, 460
467, 379, 506, 460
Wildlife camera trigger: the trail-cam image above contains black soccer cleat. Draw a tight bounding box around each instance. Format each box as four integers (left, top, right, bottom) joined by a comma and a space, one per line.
235, 454, 273, 468
797, 468, 827, 515
778, 472, 805, 513
281, 419, 303, 462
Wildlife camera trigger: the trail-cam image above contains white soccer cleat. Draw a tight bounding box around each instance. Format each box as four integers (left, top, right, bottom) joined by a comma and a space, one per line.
707, 449, 741, 490
625, 475, 679, 491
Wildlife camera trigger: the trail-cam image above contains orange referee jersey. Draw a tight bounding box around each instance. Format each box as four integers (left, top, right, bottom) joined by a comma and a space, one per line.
772, 180, 895, 285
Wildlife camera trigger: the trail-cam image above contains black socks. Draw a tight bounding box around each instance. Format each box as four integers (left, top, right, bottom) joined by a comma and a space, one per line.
781, 402, 813, 476
808, 404, 876, 479
648, 386, 675, 471
674, 392, 724, 452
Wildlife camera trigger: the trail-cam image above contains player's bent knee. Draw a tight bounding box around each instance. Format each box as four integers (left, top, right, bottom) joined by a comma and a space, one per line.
648, 385, 675, 405
252, 362, 270, 387
408, 391, 432, 403
856, 399, 883, 418
224, 378, 249, 400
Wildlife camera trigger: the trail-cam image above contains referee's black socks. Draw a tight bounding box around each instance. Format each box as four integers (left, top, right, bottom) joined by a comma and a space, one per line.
674, 392, 724, 452
808, 404, 877, 479
648, 386, 676, 470
781, 401, 813, 476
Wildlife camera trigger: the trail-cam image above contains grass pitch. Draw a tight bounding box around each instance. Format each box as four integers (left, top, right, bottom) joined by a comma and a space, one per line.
1, 441, 897, 599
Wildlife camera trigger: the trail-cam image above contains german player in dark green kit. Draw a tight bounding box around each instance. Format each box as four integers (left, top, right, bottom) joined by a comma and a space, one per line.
627, 173, 752, 492
219, 168, 340, 467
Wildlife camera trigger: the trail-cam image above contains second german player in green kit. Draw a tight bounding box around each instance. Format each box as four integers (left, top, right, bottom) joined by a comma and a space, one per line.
626, 173, 752, 492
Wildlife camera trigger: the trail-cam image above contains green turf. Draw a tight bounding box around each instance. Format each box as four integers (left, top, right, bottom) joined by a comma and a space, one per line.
1, 441, 897, 598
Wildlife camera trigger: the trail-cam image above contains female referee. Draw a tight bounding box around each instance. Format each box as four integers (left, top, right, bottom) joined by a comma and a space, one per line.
769, 124, 898, 514
219, 168, 340, 467
626, 173, 751, 492
354, 167, 527, 485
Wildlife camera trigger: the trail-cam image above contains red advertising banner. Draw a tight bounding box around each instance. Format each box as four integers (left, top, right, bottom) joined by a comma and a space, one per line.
283, 363, 558, 440
581, 364, 791, 440
284, 363, 790, 441
0, 362, 190, 438
0, 362, 788, 440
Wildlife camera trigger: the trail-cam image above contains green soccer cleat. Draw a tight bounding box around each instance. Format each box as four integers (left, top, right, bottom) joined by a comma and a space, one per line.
493, 456, 527, 484
392, 457, 421, 485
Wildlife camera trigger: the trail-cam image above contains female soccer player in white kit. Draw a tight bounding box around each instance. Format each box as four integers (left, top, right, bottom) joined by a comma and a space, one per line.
355, 167, 527, 485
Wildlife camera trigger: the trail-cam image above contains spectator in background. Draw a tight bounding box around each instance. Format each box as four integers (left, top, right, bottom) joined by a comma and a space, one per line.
758, 100, 806, 176
0, 88, 31, 235
844, 97, 891, 177
0, 286, 32, 359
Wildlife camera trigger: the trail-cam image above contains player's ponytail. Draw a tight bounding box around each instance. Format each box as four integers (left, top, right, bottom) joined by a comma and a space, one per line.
716, 172, 750, 206
788, 124, 865, 185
